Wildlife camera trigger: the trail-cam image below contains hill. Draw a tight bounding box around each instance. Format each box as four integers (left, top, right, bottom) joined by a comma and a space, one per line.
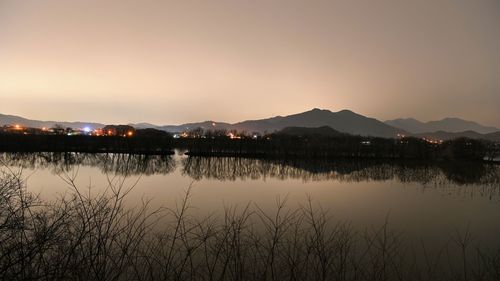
0, 113, 105, 130
0, 108, 415, 138
230, 108, 405, 138
276, 126, 347, 137
414, 130, 500, 142
485, 131, 500, 142
158, 121, 232, 133
386, 117, 499, 134
2, 110, 499, 142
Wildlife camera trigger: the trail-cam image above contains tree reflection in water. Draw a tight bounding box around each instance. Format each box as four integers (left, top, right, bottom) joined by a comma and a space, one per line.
0, 152, 176, 176
1, 153, 499, 197
181, 157, 500, 197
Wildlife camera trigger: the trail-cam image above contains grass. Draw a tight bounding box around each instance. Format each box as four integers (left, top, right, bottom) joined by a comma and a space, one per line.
0, 169, 499, 281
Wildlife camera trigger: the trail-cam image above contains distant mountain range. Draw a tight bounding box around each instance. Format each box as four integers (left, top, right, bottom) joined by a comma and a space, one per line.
385, 117, 499, 134
0, 113, 105, 130
151, 108, 405, 138
2, 109, 499, 141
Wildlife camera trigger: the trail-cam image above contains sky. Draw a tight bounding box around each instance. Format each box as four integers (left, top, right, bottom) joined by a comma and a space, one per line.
0, 0, 499, 126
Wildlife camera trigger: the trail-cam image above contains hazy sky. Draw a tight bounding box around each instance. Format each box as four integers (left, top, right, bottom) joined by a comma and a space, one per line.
1, 0, 499, 126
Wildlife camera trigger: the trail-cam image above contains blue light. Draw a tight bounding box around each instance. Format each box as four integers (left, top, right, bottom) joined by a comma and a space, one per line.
83, 127, 91, 133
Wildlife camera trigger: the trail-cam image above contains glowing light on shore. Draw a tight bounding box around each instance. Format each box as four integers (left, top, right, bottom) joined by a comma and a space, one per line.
227, 132, 241, 139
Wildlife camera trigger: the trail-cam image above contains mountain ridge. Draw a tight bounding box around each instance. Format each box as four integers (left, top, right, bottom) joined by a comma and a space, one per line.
0, 113, 105, 130
3, 109, 499, 140
1, 109, 405, 138
150, 108, 407, 138
385, 117, 499, 134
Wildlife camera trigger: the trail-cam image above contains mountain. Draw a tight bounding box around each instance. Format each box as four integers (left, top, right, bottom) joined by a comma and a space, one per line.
485, 132, 500, 142
0, 109, 408, 138
414, 130, 500, 142
276, 126, 347, 137
230, 108, 406, 138
384, 118, 426, 134
0, 113, 105, 130
4, 109, 499, 141
385, 117, 499, 134
414, 131, 485, 141
158, 121, 233, 132
131, 122, 161, 129
145, 108, 407, 138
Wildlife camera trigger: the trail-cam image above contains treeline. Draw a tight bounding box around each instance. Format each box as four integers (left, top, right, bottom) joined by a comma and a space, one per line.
1, 129, 497, 160
178, 135, 493, 160
0, 134, 174, 154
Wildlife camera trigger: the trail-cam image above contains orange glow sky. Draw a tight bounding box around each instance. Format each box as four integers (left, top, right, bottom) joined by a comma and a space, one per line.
1, 0, 499, 126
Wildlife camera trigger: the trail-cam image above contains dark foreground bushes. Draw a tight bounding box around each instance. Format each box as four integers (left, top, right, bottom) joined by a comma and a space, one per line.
1, 171, 499, 281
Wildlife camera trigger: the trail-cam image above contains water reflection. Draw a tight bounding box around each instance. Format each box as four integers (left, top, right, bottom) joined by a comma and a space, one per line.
0, 152, 175, 176
182, 157, 500, 186
1, 152, 499, 189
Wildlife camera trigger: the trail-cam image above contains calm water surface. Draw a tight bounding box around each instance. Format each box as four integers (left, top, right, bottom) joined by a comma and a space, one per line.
2, 152, 500, 249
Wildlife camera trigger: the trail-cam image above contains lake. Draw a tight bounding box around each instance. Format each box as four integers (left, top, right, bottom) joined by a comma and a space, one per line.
2, 151, 500, 249
2, 151, 500, 281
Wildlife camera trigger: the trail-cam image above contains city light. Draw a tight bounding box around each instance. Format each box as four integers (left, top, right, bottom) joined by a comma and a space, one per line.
83, 127, 91, 133
227, 132, 241, 139
422, 138, 443, 145
93, 129, 103, 136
